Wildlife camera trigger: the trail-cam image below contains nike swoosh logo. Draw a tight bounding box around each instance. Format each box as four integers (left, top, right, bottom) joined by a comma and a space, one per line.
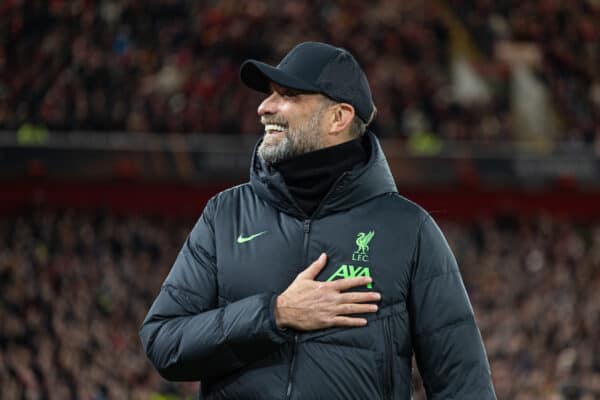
237, 231, 268, 243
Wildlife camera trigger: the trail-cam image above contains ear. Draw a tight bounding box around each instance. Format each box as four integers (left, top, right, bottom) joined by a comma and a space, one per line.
327, 103, 355, 135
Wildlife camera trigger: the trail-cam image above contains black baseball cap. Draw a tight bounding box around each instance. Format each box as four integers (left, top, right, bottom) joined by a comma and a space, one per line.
240, 42, 375, 124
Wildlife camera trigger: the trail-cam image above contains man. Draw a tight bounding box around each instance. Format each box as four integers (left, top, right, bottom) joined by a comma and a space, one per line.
140, 42, 496, 399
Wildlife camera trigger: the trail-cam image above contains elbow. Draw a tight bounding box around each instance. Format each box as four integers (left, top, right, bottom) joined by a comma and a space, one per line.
139, 322, 199, 382
139, 321, 158, 362
139, 322, 182, 381
154, 364, 190, 382
145, 351, 200, 382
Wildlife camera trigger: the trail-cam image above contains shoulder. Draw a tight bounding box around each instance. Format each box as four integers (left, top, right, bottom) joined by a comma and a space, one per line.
207, 182, 255, 206
205, 182, 262, 218
375, 192, 431, 226
212, 182, 255, 204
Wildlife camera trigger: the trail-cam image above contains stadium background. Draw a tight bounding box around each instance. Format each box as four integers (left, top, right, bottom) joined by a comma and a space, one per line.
1, 1, 599, 399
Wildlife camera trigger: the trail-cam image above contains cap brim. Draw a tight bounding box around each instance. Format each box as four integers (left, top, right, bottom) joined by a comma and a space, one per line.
240, 60, 319, 94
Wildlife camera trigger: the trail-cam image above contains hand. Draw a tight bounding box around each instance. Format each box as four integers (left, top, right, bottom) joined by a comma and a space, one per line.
274, 253, 381, 331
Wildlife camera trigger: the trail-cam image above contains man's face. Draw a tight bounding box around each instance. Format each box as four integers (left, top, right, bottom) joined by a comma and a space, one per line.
257, 83, 332, 164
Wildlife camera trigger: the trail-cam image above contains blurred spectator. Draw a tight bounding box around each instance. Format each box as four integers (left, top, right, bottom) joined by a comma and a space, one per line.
1, 209, 599, 399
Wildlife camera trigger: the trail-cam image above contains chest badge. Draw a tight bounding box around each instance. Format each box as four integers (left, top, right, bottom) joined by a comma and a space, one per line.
326, 230, 375, 289
353, 230, 375, 262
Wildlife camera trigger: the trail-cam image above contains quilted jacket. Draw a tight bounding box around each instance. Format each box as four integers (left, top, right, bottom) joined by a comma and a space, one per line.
140, 132, 496, 399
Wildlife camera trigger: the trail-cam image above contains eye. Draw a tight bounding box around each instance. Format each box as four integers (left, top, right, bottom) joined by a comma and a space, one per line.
275, 86, 304, 98
281, 89, 300, 98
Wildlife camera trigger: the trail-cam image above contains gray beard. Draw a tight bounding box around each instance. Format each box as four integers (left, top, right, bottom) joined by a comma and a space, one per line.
258, 109, 326, 165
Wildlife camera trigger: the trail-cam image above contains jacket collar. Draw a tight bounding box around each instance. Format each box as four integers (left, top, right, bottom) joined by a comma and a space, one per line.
249, 131, 398, 219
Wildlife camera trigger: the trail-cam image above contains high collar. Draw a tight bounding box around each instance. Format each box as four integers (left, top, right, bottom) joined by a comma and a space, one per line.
250, 131, 398, 219
272, 138, 367, 216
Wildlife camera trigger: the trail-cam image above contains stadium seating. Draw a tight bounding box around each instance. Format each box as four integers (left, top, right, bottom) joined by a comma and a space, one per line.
1, 1, 597, 142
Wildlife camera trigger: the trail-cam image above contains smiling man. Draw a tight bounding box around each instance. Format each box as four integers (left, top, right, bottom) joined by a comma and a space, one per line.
140, 42, 496, 399
257, 82, 357, 165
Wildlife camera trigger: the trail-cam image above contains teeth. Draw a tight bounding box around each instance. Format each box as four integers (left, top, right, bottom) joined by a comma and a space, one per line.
264, 124, 287, 132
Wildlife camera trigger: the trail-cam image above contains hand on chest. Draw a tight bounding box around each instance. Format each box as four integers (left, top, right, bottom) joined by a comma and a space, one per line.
216, 212, 413, 305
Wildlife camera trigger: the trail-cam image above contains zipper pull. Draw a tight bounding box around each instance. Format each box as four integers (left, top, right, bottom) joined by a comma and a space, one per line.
303, 219, 311, 233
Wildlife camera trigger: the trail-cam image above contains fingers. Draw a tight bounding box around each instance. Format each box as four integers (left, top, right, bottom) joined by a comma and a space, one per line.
338, 291, 381, 304
328, 276, 372, 291
330, 316, 368, 327
335, 303, 378, 315
297, 253, 327, 280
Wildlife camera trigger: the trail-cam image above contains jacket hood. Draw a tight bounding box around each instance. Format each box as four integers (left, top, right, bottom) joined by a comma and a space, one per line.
250, 131, 398, 219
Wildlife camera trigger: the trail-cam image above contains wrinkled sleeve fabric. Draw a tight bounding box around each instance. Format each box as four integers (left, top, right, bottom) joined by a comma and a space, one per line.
409, 214, 496, 399
139, 197, 290, 382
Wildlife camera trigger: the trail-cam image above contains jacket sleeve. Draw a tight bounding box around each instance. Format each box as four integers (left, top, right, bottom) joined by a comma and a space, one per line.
139, 197, 290, 382
408, 214, 496, 399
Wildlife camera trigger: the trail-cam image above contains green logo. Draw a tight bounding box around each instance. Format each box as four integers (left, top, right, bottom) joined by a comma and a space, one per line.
326, 265, 372, 288
325, 230, 375, 288
353, 230, 374, 262
237, 231, 268, 244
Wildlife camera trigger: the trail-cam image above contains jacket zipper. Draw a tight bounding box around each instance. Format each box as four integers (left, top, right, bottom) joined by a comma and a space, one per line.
383, 318, 393, 400
285, 173, 349, 399
285, 219, 312, 399
285, 334, 299, 398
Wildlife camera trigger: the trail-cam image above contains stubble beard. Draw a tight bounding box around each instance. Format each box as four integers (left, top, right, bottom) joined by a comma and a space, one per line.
258, 107, 327, 165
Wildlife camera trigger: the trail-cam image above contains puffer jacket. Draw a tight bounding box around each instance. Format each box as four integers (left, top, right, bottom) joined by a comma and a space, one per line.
140, 131, 496, 399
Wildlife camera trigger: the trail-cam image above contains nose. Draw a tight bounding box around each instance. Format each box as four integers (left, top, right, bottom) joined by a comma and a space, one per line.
257, 91, 279, 116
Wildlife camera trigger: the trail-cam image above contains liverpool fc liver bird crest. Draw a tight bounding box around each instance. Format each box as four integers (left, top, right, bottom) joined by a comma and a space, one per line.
355, 231, 375, 254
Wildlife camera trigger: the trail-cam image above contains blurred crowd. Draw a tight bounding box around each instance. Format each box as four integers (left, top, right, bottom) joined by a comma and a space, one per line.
450, 0, 600, 143
1, 0, 598, 142
0, 209, 198, 399
439, 215, 600, 400
1, 209, 599, 399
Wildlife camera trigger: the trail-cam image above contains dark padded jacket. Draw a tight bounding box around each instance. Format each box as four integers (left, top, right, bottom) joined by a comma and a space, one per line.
140, 132, 496, 399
